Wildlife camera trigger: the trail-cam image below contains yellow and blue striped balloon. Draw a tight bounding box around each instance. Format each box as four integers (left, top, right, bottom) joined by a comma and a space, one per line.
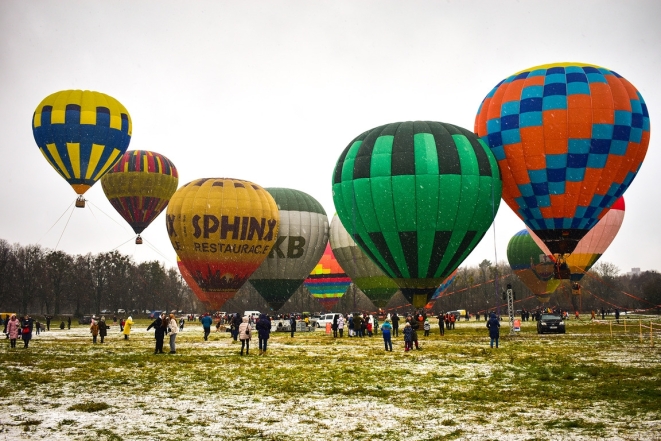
32, 90, 132, 195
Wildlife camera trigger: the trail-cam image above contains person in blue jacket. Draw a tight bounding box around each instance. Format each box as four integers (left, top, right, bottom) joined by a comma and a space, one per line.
381, 319, 393, 351
486, 313, 500, 348
256, 314, 271, 355
200, 313, 213, 341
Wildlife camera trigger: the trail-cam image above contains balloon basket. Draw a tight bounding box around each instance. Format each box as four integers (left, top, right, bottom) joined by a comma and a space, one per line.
75, 196, 86, 208
135, 235, 143, 245
554, 262, 571, 280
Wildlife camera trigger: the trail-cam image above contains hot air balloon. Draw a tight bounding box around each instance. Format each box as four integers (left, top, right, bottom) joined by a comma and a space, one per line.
32, 90, 132, 208
424, 270, 458, 310
329, 213, 399, 307
101, 150, 178, 244
476, 63, 649, 265
430, 269, 458, 301
166, 178, 279, 311
507, 229, 561, 303
332, 121, 502, 308
528, 196, 625, 294
177, 255, 209, 306
304, 244, 351, 311
249, 188, 329, 311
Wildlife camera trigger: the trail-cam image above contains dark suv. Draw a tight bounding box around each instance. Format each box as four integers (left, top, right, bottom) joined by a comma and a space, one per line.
78, 315, 93, 325
537, 314, 565, 334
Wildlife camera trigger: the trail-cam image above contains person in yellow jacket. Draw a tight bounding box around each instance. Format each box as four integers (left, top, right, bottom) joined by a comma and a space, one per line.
123, 316, 133, 340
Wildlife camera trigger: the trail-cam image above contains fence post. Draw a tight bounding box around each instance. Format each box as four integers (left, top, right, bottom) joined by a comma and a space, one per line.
610, 320, 613, 339
640, 319, 643, 343
651, 321, 654, 348
624, 318, 627, 333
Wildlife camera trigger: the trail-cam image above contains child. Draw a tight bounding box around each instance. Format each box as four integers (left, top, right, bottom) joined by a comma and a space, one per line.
403, 322, 413, 352
366, 321, 373, 337
381, 319, 392, 351
423, 318, 431, 337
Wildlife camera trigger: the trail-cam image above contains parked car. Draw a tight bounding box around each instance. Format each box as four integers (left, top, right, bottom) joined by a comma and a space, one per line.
148, 310, 163, 319
447, 310, 467, 321
537, 314, 566, 334
78, 315, 93, 325
315, 313, 340, 328
117, 309, 126, 314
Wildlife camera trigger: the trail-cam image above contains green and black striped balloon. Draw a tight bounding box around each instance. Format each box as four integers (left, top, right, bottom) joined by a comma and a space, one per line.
332, 121, 502, 308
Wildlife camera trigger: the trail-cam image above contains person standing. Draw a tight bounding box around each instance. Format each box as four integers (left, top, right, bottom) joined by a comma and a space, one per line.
354, 314, 364, 338
200, 313, 213, 341
98, 317, 108, 343
391, 313, 399, 337
90, 318, 99, 344
45, 315, 52, 331
331, 314, 338, 338
7, 314, 19, 348
147, 314, 166, 353
256, 313, 270, 355
337, 314, 345, 337
423, 318, 431, 337
21, 315, 33, 348
601, 307, 605, 320
35, 320, 41, 336
615, 308, 620, 324
487, 313, 500, 348
409, 315, 420, 350
238, 316, 251, 356
381, 319, 393, 351
437, 312, 445, 336
231, 313, 242, 341
122, 316, 133, 340
168, 314, 179, 354
67, 316, 71, 330
403, 322, 413, 352
289, 314, 296, 338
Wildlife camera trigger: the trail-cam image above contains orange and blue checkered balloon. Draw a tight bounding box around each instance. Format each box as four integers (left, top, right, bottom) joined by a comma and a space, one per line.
475, 63, 650, 255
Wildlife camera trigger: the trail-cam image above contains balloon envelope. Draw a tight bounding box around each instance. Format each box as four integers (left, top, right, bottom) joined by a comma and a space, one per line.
332, 121, 502, 308
249, 188, 329, 311
476, 63, 649, 255
32, 90, 132, 195
430, 269, 458, 301
329, 213, 399, 307
304, 244, 351, 311
177, 255, 209, 307
528, 196, 625, 283
101, 150, 178, 235
507, 229, 560, 303
166, 178, 279, 310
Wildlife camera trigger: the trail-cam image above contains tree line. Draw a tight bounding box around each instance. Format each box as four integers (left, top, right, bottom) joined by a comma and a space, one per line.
0, 239, 198, 317
1, 239, 659, 317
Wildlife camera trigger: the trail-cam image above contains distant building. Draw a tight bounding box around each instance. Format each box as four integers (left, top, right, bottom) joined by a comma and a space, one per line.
626, 268, 642, 277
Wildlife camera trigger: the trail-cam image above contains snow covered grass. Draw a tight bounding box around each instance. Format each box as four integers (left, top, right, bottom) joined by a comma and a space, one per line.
0, 317, 659, 440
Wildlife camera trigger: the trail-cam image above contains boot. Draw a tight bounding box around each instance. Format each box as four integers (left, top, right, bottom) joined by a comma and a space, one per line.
259, 350, 263, 355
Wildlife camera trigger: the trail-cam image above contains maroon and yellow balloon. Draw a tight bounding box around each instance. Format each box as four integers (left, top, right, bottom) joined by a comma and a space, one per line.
101, 150, 178, 243
166, 178, 280, 310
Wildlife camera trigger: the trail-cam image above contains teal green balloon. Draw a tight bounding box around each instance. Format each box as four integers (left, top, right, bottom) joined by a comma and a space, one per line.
332, 121, 502, 308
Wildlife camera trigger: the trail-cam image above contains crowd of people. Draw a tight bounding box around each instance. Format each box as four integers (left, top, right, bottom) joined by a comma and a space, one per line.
13, 304, 623, 354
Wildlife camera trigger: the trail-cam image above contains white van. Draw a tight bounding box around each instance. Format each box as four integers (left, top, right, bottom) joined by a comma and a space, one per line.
315, 313, 340, 328
244, 311, 261, 322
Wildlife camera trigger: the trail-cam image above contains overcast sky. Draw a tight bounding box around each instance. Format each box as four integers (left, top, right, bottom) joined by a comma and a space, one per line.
1, 0, 659, 274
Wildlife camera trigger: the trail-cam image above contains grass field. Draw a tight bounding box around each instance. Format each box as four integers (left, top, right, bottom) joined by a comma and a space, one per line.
1, 316, 660, 440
